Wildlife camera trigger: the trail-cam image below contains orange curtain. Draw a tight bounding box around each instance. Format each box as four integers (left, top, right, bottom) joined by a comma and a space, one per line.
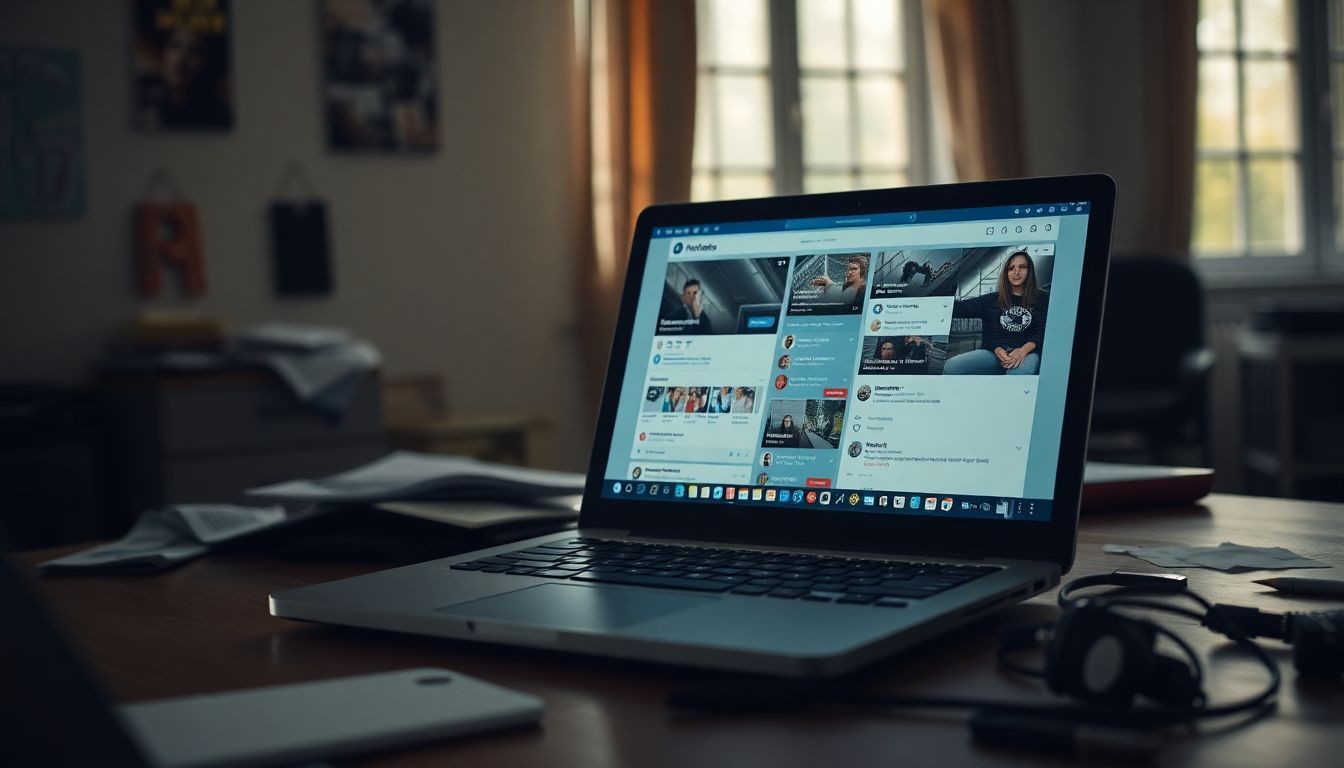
1137, 0, 1198, 257
926, 0, 1026, 181
573, 0, 696, 404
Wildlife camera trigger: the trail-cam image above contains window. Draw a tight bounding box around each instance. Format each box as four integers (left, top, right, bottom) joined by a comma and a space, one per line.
1193, 0, 1344, 275
1332, 0, 1344, 254
692, 0, 929, 201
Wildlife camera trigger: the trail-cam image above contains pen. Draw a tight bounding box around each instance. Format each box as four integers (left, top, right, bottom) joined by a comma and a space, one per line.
1252, 577, 1344, 597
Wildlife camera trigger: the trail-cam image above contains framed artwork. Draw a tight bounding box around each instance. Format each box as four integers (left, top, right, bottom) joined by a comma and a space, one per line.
322, 0, 438, 152
0, 46, 86, 218
133, 0, 234, 131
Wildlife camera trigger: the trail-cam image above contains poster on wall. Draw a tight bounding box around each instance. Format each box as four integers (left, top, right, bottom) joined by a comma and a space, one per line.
322, 0, 438, 152
133, 0, 234, 131
0, 46, 86, 218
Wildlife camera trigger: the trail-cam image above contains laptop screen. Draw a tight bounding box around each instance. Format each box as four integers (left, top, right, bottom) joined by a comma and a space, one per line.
599, 200, 1094, 523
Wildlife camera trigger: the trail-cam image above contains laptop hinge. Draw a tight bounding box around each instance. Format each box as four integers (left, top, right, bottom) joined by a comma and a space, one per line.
615, 527, 993, 560
575, 527, 631, 539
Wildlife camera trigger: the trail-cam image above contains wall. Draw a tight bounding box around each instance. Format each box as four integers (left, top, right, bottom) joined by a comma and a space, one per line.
0, 0, 590, 470
1014, 0, 1151, 253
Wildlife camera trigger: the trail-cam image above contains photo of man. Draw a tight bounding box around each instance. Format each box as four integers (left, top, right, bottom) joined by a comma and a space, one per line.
856, 385, 872, 401
786, 253, 870, 316
676, 278, 711, 333
778, 354, 791, 370
656, 257, 790, 335
757, 473, 769, 485
783, 334, 795, 350
847, 441, 862, 457
761, 452, 773, 467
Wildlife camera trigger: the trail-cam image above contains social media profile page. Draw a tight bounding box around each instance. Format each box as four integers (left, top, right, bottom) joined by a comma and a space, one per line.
608, 208, 1087, 521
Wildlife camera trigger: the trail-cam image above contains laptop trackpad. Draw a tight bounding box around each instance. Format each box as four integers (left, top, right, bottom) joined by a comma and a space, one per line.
441, 584, 714, 631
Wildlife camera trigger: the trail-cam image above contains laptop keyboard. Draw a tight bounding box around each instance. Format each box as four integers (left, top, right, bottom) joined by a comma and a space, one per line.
449, 538, 999, 606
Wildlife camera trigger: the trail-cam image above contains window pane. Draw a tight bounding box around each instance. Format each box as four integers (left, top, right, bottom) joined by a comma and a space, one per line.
1332, 0, 1344, 47
1335, 64, 1344, 148
1197, 58, 1240, 149
1198, 0, 1236, 50
704, 0, 769, 67
1247, 157, 1300, 253
691, 172, 715, 202
801, 76, 853, 167
804, 173, 856, 193
1193, 158, 1242, 254
858, 171, 906, 190
855, 76, 906, 166
1244, 60, 1297, 149
720, 173, 774, 199
1241, 0, 1295, 52
799, 0, 848, 69
718, 75, 774, 167
693, 73, 716, 168
852, 0, 901, 71
1336, 159, 1344, 252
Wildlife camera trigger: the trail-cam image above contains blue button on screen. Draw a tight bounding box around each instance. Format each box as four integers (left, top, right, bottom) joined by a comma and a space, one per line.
746, 315, 776, 329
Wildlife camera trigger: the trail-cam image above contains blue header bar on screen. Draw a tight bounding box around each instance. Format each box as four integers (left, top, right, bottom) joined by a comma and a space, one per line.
651, 202, 1090, 238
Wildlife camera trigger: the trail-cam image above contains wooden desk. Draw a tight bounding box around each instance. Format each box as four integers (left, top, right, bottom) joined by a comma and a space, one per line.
18, 494, 1344, 766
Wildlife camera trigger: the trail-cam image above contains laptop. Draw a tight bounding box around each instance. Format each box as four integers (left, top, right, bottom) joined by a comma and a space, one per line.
271, 175, 1116, 677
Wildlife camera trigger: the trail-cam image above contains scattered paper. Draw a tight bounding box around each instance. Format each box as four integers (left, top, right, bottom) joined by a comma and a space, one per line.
40, 505, 287, 575
248, 451, 586, 503
1103, 542, 1329, 572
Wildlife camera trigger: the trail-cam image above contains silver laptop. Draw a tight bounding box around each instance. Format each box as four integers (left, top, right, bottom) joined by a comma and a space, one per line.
271, 175, 1116, 678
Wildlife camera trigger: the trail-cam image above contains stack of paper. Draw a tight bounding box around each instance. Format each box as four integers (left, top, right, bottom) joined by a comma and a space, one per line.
246, 451, 586, 504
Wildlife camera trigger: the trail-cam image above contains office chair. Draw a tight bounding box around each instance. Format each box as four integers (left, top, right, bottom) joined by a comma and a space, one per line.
1089, 255, 1214, 466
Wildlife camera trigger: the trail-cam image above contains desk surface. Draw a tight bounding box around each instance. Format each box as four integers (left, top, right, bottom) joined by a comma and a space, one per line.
19, 494, 1344, 767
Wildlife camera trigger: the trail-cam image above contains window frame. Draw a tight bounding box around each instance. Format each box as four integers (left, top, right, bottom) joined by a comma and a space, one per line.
1195, 0, 1344, 284
692, 0, 933, 201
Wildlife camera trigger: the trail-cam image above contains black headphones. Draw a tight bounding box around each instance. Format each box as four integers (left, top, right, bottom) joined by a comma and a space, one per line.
997, 572, 1213, 715
994, 570, 1291, 726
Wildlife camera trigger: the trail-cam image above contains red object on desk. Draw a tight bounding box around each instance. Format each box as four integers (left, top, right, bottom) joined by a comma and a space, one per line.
1081, 462, 1215, 512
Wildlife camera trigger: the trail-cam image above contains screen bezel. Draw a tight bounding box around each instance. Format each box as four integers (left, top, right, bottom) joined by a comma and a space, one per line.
579, 175, 1115, 572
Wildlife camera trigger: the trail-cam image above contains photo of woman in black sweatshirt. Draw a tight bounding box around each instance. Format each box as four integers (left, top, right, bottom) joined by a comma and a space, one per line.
944, 250, 1047, 375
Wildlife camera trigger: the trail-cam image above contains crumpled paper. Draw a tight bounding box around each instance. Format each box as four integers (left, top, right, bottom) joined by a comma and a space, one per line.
1102, 542, 1329, 573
